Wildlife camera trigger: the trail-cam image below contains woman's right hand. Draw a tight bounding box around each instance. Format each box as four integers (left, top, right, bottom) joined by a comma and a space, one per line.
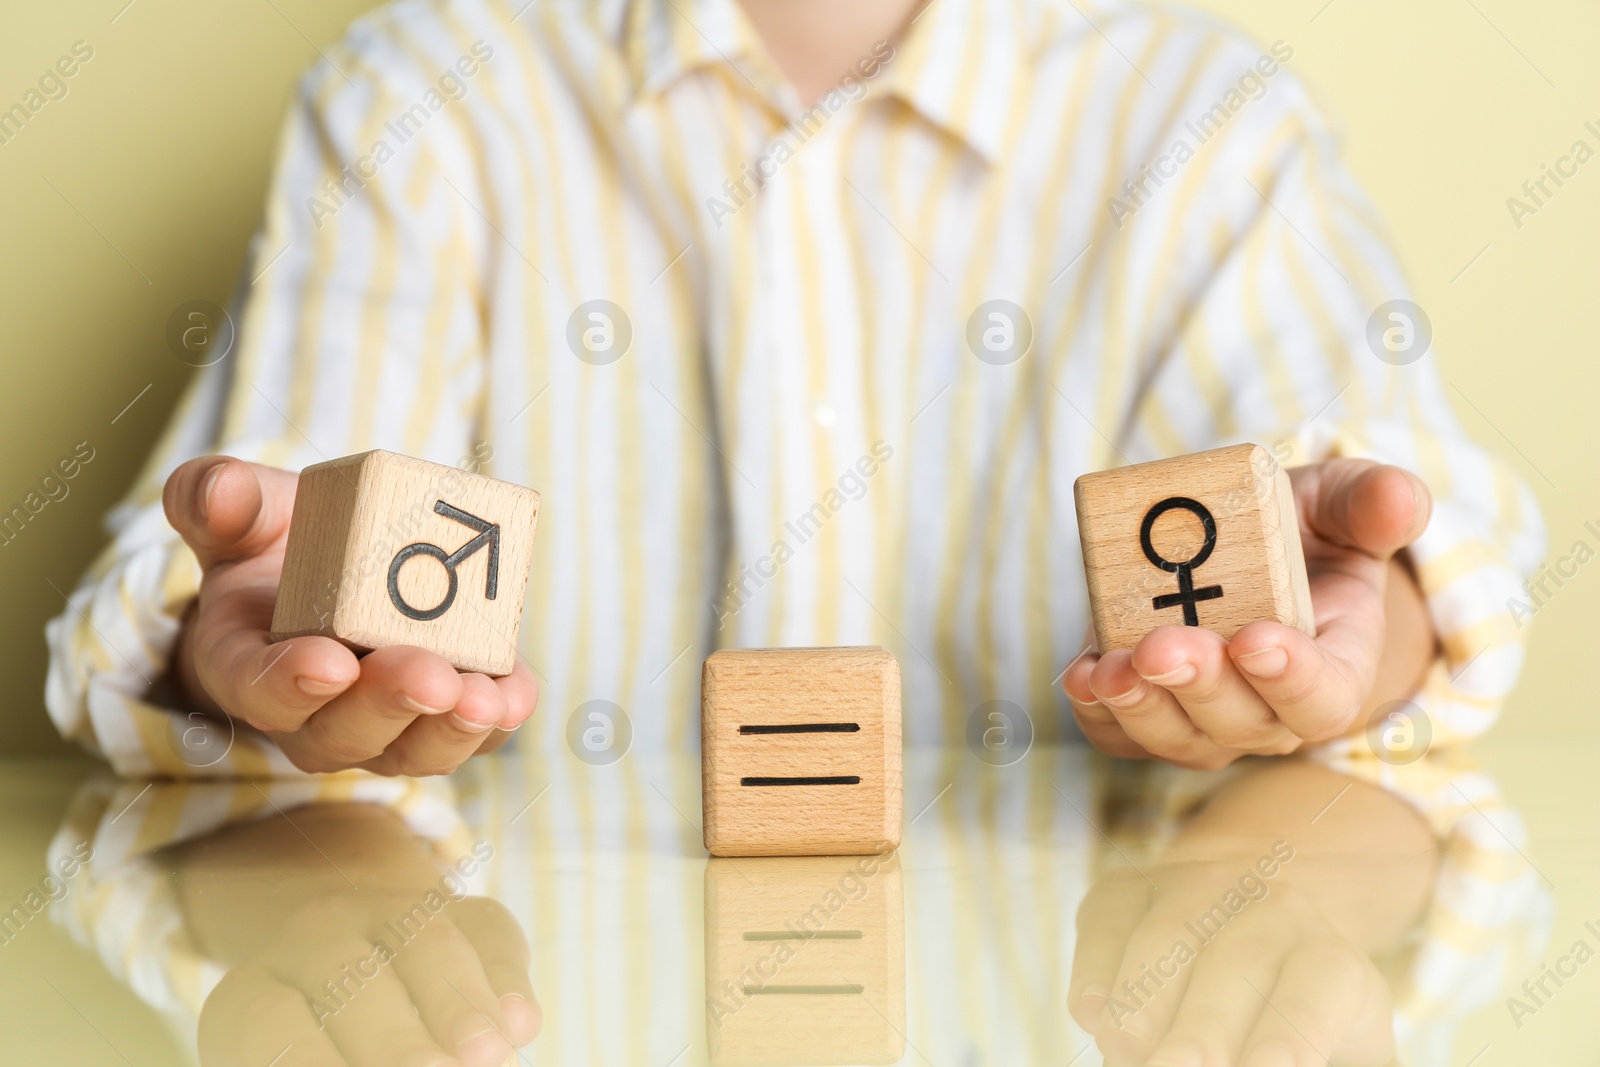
163, 456, 538, 775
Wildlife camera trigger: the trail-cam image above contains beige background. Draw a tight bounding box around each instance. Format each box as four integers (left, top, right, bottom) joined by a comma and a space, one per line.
2, 0, 1595, 759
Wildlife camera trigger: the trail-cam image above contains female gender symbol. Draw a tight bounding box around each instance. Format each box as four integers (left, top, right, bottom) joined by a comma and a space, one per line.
1139, 496, 1224, 626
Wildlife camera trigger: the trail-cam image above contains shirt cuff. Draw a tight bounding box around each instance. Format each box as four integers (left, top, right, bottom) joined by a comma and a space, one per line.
44, 504, 307, 777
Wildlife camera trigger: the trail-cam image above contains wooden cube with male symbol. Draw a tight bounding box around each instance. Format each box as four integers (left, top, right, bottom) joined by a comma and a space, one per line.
269, 450, 540, 676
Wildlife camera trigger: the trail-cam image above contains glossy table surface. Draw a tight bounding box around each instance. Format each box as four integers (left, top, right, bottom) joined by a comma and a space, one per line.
1, 725, 1596, 1066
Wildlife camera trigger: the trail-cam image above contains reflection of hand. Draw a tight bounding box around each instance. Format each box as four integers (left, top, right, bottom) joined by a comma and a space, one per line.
1064, 763, 1435, 1065
1064, 459, 1435, 769
170, 800, 540, 1067
1069, 863, 1396, 1067
198, 887, 539, 1067
164, 456, 537, 775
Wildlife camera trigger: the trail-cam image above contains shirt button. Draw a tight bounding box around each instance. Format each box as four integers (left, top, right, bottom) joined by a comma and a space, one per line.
812, 401, 837, 428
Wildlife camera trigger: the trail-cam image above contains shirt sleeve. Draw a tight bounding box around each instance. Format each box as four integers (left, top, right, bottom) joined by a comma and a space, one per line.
44, 36, 491, 776
1113, 56, 1545, 749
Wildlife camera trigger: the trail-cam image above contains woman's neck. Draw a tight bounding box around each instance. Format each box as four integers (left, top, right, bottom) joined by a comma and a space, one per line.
735, 0, 923, 105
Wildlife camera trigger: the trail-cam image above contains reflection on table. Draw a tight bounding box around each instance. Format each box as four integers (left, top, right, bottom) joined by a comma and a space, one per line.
43, 743, 1546, 1065
705, 854, 905, 1065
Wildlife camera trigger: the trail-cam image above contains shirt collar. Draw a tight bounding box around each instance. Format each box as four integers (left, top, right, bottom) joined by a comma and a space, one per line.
623, 0, 786, 105
876, 0, 1034, 163
623, 0, 1035, 164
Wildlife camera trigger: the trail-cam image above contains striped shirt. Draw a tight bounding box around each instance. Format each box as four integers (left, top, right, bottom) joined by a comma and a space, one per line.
45, 0, 1544, 775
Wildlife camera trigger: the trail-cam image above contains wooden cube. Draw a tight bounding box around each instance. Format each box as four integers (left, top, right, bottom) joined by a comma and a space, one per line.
701, 647, 901, 857
269, 450, 540, 676
704, 854, 905, 1066
1073, 443, 1313, 653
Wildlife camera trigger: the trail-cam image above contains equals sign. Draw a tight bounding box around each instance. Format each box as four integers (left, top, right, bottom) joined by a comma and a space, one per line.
738, 722, 861, 787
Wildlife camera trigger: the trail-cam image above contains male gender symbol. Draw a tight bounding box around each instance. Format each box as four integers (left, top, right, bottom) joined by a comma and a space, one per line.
387, 501, 501, 621
1139, 496, 1224, 626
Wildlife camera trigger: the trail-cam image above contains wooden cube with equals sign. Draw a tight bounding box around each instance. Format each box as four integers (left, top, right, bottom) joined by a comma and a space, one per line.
701, 647, 902, 857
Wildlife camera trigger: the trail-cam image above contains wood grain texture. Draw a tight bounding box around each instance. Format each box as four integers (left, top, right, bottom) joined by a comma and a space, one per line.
704, 854, 905, 1065
702, 647, 902, 858
269, 450, 540, 676
1073, 443, 1314, 652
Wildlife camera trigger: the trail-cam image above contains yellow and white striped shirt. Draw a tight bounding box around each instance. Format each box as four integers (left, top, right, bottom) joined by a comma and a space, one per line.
45, 0, 1544, 775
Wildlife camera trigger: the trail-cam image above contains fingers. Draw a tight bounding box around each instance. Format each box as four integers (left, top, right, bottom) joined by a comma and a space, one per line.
1239, 939, 1395, 1067
452, 896, 541, 1046
194, 587, 360, 733
1063, 647, 1150, 759
1290, 460, 1430, 559
268, 919, 455, 1067
164, 456, 300, 571
388, 918, 513, 1067
199, 964, 351, 1067
171, 455, 364, 730
1131, 627, 1300, 754
365, 664, 538, 775
461, 666, 539, 758
1132, 921, 1288, 1066
274, 645, 462, 773
264, 652, 535, 775
1068, 632, 1297, 760
1091, 893, 1218, 1060
1069, 871, 1154, 1030
357, 672, 506, 776
488, 663, 538, 732
1228, 617, 1373, 743
1075, 612, 1379, 754
1086, 650, 1238, 770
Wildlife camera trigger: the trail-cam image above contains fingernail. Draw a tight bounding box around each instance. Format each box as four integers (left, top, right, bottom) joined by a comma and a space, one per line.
449, 711, 496, 733
500, 993, 539, 1039
495, 718, 524, 733
1148, 1046, 1204, 1067
1098, 681, 1146, 708
295, 675, 344, 697
1235, 646, 1288, 678
1077, 983, 1108, 1016
1243, 1044, 1297, 1067
1140, 663, 1196, 687
398, 693, 451, 716
196, 460, 227, 522
1064, 646, 1098, 676
1407, 473, 1432, 538
452, 1018, 509, 1062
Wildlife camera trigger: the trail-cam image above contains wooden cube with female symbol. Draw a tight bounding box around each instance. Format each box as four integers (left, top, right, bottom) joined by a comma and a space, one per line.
1073, 443, 1314, 652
